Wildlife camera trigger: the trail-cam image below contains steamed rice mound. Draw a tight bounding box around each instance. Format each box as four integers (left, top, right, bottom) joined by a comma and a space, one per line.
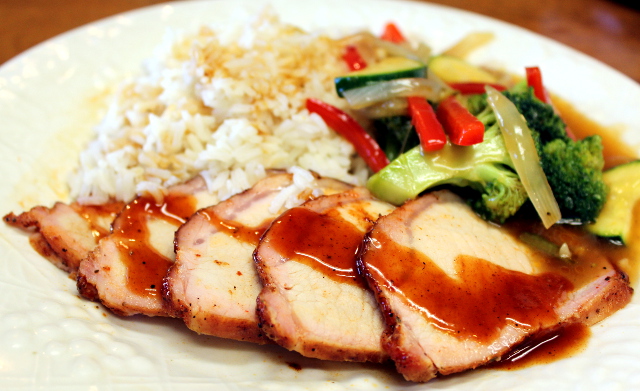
70, 11, 366, 205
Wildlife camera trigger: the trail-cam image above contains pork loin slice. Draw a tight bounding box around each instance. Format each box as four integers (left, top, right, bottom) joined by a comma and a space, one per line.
77, 176, 219, 317
3, 201, 124, 274
357, 190, 633, 382
164, 171, 352, 343
254, 187, 395, 362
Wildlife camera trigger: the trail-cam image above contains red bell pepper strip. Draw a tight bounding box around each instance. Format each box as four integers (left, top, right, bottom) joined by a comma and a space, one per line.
525, 66, 550, 103
406, 96, 446, 152
448, 82, 507, 95
342, 45, 367, 71
525, 66, 577, 140
306, 98, 389, 172
436, 95, 485, 146
380, 22, 406, 44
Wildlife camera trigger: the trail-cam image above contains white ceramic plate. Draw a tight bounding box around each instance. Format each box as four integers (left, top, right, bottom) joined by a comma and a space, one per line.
1, 0, 639, 390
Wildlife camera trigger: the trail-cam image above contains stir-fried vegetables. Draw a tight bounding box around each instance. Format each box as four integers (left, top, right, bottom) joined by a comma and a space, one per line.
435, 96, 485, 146
428, 55, 498, 84
372, 115, 419, 161
380, 22, 407, 44
441, 31, 495, 59
525, 66, 550, 103
306, 98, 389, 173
485, 86, 561, 228
336, 57, 428, 98
519, 232, 573, 262
342, 45, 367, 71
449, 82, 506, 94
406, 97, 446, 152
310, 22, 613, 229
339, 31, 428, 64
341, 77, 450, 109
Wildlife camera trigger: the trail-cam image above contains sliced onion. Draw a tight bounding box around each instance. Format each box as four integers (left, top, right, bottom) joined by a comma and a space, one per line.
443, 31, 495, 59
338, 32, 429, 64
485, 86, 561, 228
360, 98, 409, 118
343, 78, 452, 110
414, 42, 432, 65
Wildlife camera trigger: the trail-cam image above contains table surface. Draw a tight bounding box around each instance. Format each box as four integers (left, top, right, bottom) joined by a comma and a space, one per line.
1, 0, 639, 83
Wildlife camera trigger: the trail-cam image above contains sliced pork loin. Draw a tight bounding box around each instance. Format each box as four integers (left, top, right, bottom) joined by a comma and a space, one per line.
254, 187, 395, 362
77, 176, 218, 317
4, 201, 124, 274
164, 171, 352, 344
357, 190, 633, 382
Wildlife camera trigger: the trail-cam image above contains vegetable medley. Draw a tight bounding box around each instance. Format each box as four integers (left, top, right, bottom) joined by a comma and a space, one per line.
307, 22, 639, 240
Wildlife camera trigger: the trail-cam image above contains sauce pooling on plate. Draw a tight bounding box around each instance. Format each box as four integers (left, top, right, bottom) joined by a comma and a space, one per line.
362, 231, 574, 342
554, 99, 640, 283
488, 322, 591, 370
553, 96, 639, 170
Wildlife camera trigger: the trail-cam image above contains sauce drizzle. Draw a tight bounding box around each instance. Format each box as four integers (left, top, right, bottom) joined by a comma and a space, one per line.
76, 201, 125, 239
489, 322, 591, 370
363, 232, 575, 342
201, 209, 269, 246
265, 207, 366, 287
112, 193, 196, 297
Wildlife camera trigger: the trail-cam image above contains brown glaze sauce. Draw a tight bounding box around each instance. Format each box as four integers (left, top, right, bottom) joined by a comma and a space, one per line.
364, 232, 574, 342
552, 96, 639, 170
504, 219, 629, 288
363, 101, 637, 366
112, 193, 196, 298
200, 209, 270, 246
265, 207, 366, 287
75, 201, 125, 239
488, 322, 591, 370
541, 98, 639, 284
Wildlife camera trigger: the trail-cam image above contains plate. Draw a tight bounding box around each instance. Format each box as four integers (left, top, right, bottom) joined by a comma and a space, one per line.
1, 0, 639, 390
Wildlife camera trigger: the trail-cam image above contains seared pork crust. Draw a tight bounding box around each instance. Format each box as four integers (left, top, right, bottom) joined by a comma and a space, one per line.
254, 187, 394, 362
164, 172, 352, 343
77, 176, 218, 317
357, 190, 633, 382
4, 201, 123, 274
556, 267, 632, 326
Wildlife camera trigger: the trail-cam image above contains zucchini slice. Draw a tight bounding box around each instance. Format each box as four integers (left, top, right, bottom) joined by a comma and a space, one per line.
335, 56, 426, 97
428, 55, 497, 84
587, 160, 640, 244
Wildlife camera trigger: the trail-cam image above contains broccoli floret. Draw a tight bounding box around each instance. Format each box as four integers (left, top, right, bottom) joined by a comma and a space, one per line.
367, 82, 607, 225
367, 112, 528, 223
465, 163, 530, 223
465, 93, 490, 116
501, 83, 608, 223
467, 82, 569, 145
540, 136, 607, 223
502, 83, 571, 145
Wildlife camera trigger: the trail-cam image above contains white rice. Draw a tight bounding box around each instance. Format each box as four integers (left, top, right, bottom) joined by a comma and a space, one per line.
69, 10, 368, 205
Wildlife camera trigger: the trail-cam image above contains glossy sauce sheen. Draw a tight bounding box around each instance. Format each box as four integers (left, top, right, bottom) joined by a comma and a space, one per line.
200, 209, 269, 246
553, 97, 639, 282
488, 322, 591, 370
554, 96, 639, 169
77, 202, 124, 240
364, 232, 574, 342
265, 207, 365, 287
505, 219, 629, 287
113, 194, 196, 297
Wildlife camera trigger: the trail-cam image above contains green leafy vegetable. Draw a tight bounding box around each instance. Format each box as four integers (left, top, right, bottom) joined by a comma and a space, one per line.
372, 115, 419, 162
367, 107, 528, 223
468, 83, 607, 224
